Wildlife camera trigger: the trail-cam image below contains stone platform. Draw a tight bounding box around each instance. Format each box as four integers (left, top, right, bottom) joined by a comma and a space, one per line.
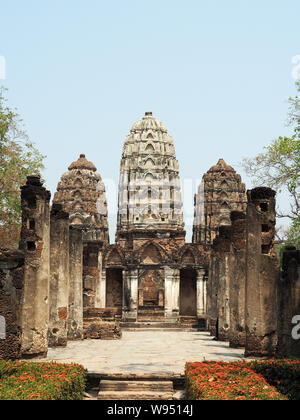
35, 331, 245, 375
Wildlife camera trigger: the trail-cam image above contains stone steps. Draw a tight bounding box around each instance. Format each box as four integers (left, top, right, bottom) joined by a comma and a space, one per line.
98, 380, 174, 400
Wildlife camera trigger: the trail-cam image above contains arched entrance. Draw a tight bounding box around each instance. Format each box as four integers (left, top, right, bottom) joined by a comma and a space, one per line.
180, 269, 197, 316
138, 269, 165, 321
106, 268, 123, 313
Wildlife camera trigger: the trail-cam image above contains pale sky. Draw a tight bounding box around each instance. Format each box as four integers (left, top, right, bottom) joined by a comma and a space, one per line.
1, 0, 299, 241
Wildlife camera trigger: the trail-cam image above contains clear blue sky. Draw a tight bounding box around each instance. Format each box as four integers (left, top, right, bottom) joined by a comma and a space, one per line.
1, 0, 299, 241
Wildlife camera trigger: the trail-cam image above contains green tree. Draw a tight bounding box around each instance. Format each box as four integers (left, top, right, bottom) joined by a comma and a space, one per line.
0, 87, 45, 248
242, 82, 300, 248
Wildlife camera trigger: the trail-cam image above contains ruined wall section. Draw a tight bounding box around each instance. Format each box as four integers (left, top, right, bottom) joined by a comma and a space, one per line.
19, 175, 51, 358
0, 251, 25, 360
49, 204, 70, 347
277, 248, 300, 358
245, 187, 279, 357
228, 211, 246, 348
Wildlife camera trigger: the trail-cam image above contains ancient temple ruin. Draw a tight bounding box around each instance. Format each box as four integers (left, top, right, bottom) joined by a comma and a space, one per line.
0, 111, 299, 360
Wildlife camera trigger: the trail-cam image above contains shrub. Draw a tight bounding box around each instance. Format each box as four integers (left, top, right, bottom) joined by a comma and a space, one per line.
186, 361, 287, 400
247, 360, 300, 401
0, 361, 86, 400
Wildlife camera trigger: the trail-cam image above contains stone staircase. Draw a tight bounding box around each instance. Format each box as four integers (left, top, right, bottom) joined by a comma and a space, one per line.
98, 380, 174, 400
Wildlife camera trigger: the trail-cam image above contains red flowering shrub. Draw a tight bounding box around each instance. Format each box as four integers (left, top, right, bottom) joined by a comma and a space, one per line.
186, 361, 287, 400
247, 360, 300, 401
0, 361, 86, 400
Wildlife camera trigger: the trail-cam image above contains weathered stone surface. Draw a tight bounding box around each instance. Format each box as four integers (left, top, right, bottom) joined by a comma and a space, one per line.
84, 322, 122, 340
193, 158, 247, 245
245, 188, 279, 357
19, 175, 51, 358
229, 212, 246, 348
0, 250, 25, 360
68, 226, 84, 340
98, 380, 174, 400
53, 154, 109, 243
49, 204, 70, 347
277, 248, 300, 358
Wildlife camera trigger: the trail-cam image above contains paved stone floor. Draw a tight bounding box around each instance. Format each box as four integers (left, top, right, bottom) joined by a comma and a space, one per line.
38, 332, 245, 375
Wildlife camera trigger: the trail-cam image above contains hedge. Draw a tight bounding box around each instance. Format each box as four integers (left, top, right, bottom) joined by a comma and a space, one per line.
0, 361, 86, 400
247, 360, 300, 401
186, 361, 290, 400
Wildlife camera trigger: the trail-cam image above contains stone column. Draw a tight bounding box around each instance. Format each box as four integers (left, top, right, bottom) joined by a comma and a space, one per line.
68, 226, 83, 340
277, 248, 300, 358
49, 204, 69, 347
95, 251, 103, 308
19, 175, 51, 358
83, 242, 101, 309
0, 250, 25, 360
196, 269, 206, 318
217, 253, 231, 342
164, 267, 173, 319
229, 211, 246, 349
99, 268, 106, 308
206, 255, 218, 336
123, 269, 138, 321
245, 188, 279, 357
164, 267, 180, 322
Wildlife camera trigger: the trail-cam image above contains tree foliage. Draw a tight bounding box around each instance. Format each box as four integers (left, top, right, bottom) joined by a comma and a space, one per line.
242, 82, 300, 248
0, 87, 45, 249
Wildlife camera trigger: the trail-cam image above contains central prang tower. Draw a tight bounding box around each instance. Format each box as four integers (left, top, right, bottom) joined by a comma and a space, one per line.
116, 111, 185, 248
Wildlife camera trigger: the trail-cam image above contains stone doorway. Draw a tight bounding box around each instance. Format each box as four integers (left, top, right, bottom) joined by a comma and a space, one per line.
106, 269, 123, 313
180, 269, 197, 316
138, 269, 165, 321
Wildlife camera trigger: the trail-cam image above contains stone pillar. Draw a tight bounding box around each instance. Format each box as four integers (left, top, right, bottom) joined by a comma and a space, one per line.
217, 243, 231, 342
229, 211, 246, 349
123, 269, 138, 321
95, 251, 103, 308
19, 175, 51, 358
83, 242, 102, 309
206, 252, 218, 336
48, 204, 69, 347
196, 269, 206, 318
68, 226, 83, 340
277, 248, 300, 358
245, 188, 279, 357
165, 267, 180, 322
0, 251, 25, 360
99, 268, 106, 308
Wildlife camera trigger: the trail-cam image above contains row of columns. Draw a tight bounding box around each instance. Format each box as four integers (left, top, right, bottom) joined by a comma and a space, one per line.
98, 266, 207, 322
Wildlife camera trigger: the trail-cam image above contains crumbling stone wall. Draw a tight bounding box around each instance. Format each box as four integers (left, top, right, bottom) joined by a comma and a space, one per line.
245, 188, 279, 357
49, 204, 70, 347
277, 248, 300, 358
83, 242, 102, 309
228, 211, 246, 348
0, 251, 24, 360
68, 226, 84, 340
206, 227, 231, 339
19, 175, 51, 358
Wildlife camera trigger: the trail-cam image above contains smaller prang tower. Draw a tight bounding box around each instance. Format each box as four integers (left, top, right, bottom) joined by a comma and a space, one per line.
193, 159, 247, 245
53, 154, 109, 243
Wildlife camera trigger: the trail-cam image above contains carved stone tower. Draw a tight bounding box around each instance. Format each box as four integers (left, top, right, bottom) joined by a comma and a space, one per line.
193, 159, 247, 245
53, 154, 109, 243
116, 111, 185, 247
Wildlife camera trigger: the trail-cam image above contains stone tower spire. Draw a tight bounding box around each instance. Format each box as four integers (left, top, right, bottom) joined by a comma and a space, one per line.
193, 158, 247, 245
116, 112, 185, 243
53, 154, 109, 243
